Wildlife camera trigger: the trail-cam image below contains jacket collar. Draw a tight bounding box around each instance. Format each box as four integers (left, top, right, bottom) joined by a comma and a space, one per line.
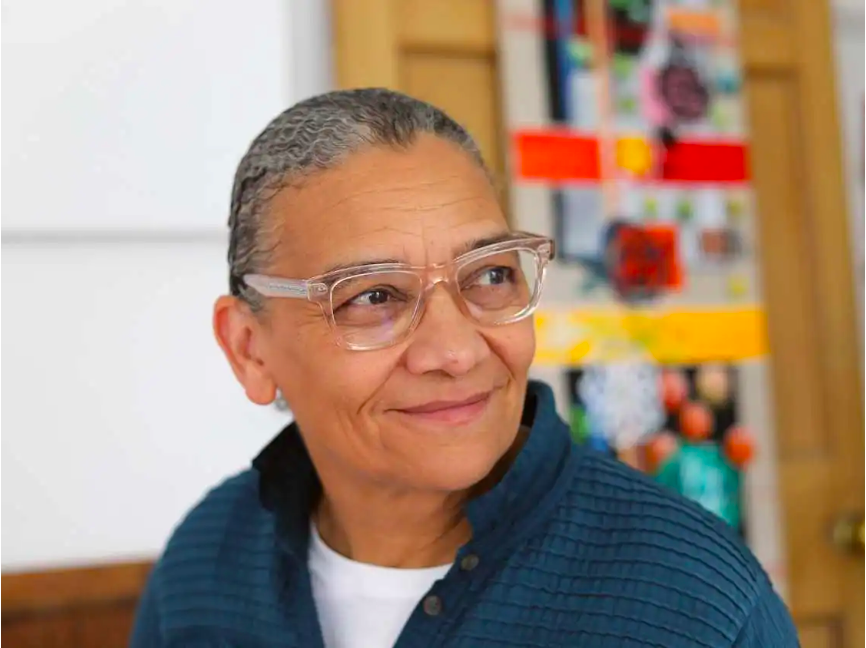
253, 380, 575, 560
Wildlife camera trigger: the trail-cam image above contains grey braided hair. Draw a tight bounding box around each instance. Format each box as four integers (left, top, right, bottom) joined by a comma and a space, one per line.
227, 88, 489, 310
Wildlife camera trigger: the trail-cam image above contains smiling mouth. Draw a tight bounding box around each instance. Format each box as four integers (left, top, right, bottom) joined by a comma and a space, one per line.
394, 391, 493, 425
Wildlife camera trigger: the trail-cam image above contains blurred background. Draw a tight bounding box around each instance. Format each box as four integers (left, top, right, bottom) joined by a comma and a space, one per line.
1, 1, 862, 646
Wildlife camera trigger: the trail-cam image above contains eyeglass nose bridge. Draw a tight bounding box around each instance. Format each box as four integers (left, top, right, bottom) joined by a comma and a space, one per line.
405, 263, 477, 335
423, 263, 456, 292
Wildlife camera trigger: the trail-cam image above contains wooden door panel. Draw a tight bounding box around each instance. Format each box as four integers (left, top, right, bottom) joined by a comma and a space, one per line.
2, 614, 78, 648
401, 54, 503, 176
2, 561, 151, 648
744, 73, 827, 457
741, 0, 791, 15
2, 604, 137, 648
781, 460, 842, 614
397, 0, 495, 53
799, 621, 845, 648
741, 20, 795, 71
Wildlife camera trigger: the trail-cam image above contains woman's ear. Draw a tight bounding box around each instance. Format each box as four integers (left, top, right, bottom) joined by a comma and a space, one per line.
213, 295, 277, 406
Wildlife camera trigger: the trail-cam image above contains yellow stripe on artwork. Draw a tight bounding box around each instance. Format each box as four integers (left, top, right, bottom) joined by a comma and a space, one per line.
533, 307, 767, 365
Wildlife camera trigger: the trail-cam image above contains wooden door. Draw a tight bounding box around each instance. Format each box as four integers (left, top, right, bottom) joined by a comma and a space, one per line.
331, 1, 864, 646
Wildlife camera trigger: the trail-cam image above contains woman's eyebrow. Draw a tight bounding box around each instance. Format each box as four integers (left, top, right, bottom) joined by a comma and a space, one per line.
453, 232, 513, 257
319, 232, 512, 275
320, 257, 403, 274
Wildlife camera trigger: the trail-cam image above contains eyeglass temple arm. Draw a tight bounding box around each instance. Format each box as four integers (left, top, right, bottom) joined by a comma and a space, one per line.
242, 274, 313, 299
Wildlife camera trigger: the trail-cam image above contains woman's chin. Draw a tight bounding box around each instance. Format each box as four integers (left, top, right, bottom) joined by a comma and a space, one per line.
400, 445, 509, 495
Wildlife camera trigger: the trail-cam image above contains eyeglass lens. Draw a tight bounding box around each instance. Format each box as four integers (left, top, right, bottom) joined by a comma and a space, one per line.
329, 249, 541, 348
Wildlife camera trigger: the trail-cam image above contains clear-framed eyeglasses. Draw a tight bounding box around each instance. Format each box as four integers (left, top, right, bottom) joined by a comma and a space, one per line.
238, 232, 555, 351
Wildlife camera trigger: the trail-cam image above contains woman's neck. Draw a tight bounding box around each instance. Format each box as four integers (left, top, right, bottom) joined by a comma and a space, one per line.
310, 426, 529, 568
313, 486, 471, 568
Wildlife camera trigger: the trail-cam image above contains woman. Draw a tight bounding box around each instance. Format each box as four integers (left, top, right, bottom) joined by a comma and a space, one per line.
131, 89, 798, 647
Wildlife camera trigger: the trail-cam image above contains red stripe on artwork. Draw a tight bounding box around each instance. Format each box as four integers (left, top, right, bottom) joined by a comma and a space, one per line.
513, 130, 749, 184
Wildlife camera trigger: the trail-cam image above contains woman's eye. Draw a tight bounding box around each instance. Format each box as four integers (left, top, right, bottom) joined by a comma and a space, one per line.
476, 266, 514, 286
349, 288, 394, 307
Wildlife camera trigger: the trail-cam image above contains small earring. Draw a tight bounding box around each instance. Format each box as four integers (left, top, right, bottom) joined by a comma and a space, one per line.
274, 390, 291, 413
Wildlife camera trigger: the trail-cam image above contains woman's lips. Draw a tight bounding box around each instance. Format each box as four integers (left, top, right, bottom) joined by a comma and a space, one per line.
395, 391, 492, 425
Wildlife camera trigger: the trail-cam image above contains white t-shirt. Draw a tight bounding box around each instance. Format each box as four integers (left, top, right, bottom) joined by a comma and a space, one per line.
309, 521, 451, 648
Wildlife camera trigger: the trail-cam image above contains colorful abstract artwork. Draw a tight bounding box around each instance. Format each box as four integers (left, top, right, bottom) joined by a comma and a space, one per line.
567, 363, 755, 534
497, 0, 787, 594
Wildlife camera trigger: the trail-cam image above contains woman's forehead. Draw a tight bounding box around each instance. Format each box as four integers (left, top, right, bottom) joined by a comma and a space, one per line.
270, 138, 507, 273
280, 216, 510, 276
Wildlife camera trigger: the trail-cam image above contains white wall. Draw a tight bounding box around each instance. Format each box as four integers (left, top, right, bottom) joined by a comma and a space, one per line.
1, 0, 333, 571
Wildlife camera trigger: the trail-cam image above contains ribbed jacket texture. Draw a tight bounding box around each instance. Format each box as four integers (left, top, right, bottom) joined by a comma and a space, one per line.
131, 381, 799, 647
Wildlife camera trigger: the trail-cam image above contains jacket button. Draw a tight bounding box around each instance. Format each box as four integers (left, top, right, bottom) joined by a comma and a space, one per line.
423, 594, 442, 617
460, 554, 480, 571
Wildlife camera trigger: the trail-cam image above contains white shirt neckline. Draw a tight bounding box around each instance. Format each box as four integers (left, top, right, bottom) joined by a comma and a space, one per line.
308, 520, 452, 598
308, 520, 453, 648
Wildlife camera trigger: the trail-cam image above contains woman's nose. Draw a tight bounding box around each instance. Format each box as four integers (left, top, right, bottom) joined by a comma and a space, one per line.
402, 285, 490, 377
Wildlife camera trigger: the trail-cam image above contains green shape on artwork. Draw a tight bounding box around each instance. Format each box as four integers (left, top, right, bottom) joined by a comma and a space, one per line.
618, 97, 638, 114
726, 197, 745, 221
644, 196, 659, 220
609, 0, 652, 23
569, 406, 590, 445
675, 198, 694, 223
711, 102, 730, 131
655, 442, 742, 529
568, 39, 593, 68
612, 53, 634, 79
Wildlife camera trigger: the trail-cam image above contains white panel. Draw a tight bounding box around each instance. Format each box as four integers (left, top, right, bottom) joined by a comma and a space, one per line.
1, 0, 292, 233
0, 239, 292, 570
1, 0, 335, 571
290, 0, 334, 102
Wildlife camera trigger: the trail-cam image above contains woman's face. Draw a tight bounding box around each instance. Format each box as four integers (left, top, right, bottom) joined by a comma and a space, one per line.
235, 136, 536, 494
